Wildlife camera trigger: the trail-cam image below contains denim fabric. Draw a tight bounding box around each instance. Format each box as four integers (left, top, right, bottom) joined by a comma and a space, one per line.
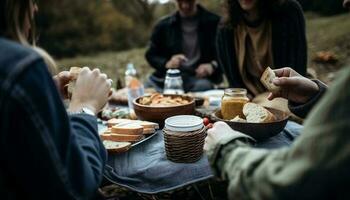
104, 121, 302, 194
0, 38, 106, 200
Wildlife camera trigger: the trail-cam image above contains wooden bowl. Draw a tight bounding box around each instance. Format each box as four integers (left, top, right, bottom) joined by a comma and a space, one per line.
211, 107, 290, 141
133, 95, 195, 127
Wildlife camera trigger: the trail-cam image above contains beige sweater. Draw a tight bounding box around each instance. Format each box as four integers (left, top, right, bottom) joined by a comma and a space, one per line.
234, 20, 274, 95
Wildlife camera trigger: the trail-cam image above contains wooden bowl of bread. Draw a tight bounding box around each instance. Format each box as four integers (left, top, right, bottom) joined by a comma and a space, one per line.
133, 93, 195, 126
212, 103, 289, 141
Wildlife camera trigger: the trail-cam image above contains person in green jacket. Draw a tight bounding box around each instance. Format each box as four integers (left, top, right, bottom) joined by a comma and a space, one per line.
204, 2, 350, 199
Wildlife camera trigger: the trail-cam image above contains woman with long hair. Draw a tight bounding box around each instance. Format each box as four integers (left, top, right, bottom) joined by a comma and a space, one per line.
217, 0, 307, 99
0, 0, 112, 199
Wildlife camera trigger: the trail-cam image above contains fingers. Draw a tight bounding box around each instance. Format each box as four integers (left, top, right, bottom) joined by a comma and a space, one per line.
273, 67, 291, 78
273, 76, 300, 87
176, 54, 188, 62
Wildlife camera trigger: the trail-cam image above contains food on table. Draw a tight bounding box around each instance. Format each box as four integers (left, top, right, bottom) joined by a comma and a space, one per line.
101, 107, 131, 120
206, 123, 213, 129
101, 119, 159, 144
221, 88, 249, 120
203, 117, 210, 126
111, 125, 144, 135
106, 118, 159, 130
139, 93, 190, 106
101, 132, 144, 142
260, 67, 281, 92
242, 103, 276, 123
109, 88, 128, 105
230, 115, 247, 123
102, 140, 131, 154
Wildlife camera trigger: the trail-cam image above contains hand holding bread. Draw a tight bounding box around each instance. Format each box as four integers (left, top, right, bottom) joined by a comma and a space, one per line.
265, 67, 320, 104
68, 67, 112, 115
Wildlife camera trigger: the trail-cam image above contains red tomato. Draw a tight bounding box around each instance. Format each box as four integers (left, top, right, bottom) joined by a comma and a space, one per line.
206, 123, 213, 129
203, 117, 210, 126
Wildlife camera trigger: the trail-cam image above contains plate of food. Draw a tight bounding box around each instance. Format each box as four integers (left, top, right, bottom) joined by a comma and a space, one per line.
211, 102, 290, 141
99, 118, 160, 154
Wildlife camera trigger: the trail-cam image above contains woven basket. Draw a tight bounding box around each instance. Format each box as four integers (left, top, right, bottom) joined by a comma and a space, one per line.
163, 126, 206, 163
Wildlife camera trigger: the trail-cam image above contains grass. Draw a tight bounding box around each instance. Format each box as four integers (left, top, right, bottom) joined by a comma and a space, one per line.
57, 13, 350, 86
307, 13, 350, 64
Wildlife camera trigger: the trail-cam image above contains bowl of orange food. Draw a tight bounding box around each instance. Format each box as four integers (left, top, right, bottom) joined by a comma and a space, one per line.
133, 93, 195, 126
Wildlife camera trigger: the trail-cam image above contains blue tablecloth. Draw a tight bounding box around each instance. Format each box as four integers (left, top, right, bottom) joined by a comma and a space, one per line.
104, 121, 303, 194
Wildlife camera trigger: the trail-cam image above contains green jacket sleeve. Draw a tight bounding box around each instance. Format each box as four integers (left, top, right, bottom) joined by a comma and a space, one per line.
207, 67, 350, 200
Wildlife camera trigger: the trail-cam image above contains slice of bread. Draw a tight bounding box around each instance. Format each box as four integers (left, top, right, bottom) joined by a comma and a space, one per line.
111, 125, 144, 135
107, 119, 159, 130
101, 133, 144, 142
230, 115, 247, 123
107, 118, 131, 127
260, 67, 281, 92
143, 128, 156, 135
102, 140, 131, 154
243, 103, 275, 123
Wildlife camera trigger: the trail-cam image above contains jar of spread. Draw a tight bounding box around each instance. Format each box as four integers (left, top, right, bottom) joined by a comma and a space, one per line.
221, 88, 249, 120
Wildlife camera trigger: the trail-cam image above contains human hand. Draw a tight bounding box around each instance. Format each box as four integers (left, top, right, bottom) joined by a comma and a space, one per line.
204, 122, 241, 152
68, 67, 112, 115
53, 71, 71, 99
267, 67, 319, 104
165, 54, 188, 69
196, 63, 214, 78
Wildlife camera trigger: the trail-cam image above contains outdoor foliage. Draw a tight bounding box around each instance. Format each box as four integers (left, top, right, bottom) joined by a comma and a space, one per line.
297, 0, 346, 15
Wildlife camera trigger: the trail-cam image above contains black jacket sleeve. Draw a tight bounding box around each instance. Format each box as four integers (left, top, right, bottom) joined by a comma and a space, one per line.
289, 80, 328, 118
145, 23, 169, 76
2, 59, 106, 199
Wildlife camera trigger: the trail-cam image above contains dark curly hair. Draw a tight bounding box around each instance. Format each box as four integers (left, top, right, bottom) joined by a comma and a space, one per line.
223, 0, 285, 27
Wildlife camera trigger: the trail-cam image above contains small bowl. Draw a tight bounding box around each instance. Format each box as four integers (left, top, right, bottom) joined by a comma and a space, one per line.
133, 94, 195, 127
211, 108, 290, 141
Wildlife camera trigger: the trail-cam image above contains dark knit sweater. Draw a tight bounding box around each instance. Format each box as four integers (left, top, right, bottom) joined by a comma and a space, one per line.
216, 0, 307, 90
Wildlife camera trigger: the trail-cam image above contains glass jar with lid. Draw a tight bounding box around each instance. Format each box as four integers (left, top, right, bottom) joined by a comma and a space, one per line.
221, 88, 249, 120
163, 69, 184, 95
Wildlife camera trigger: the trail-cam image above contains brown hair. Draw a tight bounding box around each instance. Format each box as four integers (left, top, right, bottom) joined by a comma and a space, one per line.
223, 0, 285, 27
0, 0, 36, 45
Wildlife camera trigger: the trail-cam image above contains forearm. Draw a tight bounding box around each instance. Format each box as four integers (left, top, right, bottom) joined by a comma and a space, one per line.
67, 114, 107, 197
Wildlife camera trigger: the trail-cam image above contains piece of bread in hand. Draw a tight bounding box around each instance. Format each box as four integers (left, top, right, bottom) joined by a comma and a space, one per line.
243, 103, 276, 123
230, 115, 247, 123
102, 140, 131, 154
67, 67, 82, 95
101, 133, 144, 142
260, 67, 281, 92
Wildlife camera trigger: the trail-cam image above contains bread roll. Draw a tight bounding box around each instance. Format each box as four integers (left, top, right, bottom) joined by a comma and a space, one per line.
243, 103, 275, 123
260, 67, 281, 92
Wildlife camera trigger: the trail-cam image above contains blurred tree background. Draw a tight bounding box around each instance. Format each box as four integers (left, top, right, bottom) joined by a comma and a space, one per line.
36, 0, 347, 58
36, 0, 222, 58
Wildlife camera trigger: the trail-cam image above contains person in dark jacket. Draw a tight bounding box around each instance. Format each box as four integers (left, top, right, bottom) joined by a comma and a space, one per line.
217, 0, 307, 97
145, 0, 222, 92
0, 0, 112, 199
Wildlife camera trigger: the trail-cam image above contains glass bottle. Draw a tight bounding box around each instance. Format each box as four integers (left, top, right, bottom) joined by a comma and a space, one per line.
221, 88, 249, 120
125, 63, 144, 110
163, 69, 184, 95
